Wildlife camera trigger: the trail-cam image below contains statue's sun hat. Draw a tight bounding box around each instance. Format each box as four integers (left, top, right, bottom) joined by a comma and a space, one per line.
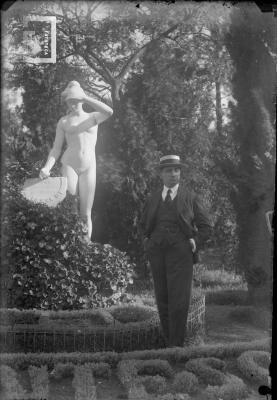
61, 81, 85, 102
159, 155, 184, 169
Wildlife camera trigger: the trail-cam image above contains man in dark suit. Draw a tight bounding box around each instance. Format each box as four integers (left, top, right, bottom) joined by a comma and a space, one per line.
141, 154, 212, 347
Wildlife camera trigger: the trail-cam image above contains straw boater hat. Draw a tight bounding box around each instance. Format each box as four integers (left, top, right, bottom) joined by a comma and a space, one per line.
61, 81, 85, 102
159, 155, 183, 169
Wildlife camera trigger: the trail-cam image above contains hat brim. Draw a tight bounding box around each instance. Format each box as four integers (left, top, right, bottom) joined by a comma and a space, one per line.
159, 162, 183, 169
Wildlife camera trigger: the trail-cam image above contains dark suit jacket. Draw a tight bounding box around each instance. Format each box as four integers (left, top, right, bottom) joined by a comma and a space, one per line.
141, 184, 212, 251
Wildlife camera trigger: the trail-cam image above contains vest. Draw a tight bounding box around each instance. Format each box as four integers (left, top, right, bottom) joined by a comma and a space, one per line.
150, 196, 185, 245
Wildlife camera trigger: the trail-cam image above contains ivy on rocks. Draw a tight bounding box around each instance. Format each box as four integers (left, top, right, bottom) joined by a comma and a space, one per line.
2, 173, 135, 310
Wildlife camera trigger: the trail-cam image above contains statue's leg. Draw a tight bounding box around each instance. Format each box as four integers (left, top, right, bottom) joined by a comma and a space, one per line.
78, 165, 96, 240
61, 164, 79, 213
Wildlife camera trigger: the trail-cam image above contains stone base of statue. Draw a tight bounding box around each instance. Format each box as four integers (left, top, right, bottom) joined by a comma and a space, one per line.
21, 177, 67, 208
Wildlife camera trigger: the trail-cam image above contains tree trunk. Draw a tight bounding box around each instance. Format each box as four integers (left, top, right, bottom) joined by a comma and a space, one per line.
215, 79, 223, 136
235, 196, 273, 305
111, 79, 122, 106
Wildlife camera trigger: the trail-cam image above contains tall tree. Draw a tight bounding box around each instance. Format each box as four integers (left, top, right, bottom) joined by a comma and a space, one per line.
223, 4, 276, 303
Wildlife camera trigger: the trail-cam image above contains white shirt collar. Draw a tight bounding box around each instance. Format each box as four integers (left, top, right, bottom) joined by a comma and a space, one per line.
162, 183, 179, 200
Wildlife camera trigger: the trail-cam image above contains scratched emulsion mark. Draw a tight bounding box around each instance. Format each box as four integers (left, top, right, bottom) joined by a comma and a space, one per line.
22, 15, 56, 64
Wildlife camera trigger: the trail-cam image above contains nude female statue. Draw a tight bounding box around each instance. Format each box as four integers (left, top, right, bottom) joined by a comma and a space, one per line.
39, 81, 113, 240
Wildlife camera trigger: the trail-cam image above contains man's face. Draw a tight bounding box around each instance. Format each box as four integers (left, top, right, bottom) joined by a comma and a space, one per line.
160, 166, 181, 188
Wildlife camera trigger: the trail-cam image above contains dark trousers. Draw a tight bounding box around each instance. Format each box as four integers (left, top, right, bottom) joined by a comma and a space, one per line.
147, 237, 193, 347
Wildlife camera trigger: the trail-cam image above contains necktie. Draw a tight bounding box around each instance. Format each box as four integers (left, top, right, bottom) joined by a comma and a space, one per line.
165, 189, 172, 204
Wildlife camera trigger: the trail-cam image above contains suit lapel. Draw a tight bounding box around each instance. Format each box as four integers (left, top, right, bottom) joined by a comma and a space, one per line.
177, 184, 185, 215
149, 189, 162, 217
177, 185, 191, 225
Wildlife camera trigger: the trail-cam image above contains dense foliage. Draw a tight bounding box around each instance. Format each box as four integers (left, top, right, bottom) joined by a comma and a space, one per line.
1, 162, 134, 310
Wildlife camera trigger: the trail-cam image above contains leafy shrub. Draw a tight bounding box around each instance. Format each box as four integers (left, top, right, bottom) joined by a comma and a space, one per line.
172, 371, 198, 395
185, 357, 226, 386
110, 304, 157, 323
139, 374, 168, 394
237, 350, 270, 385
2, 168, 135, 309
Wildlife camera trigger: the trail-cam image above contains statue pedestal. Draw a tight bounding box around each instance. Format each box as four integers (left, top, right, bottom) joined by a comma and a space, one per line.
21, 177, 67, 207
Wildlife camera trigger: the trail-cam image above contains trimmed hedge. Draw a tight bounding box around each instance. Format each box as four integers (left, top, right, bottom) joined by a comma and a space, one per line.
0, 351, 121, 371
0, 340, 271, 400
117, 359, 174, 399
0, 364, 50, 400
0, 365, 27, 399
109, 304, 157, 323
126, 384, 148, 400
237, 350, 270, 385
72, 364, 97, 400
139, 375, 168, 394
0, 298, 205, 353
117, 359, 174, 387
0, 338, 270, 371
185, 357, 226, 386
28, 365, 49, 399
206, 373, 248, 400
0, 307, 115, 326
172, 371, 198, 394
50, 361, 111, 380
120, 338, 270, 364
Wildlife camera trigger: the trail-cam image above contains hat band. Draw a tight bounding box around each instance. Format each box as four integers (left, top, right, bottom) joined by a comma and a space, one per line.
159, 160, 182, 168
160, 155, 180, 162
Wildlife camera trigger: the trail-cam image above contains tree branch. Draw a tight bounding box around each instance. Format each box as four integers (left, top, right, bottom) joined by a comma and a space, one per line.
88, 1, 103, 17
56, 22, 113, 84
56, 52, 75, 62
83, 45, 114, 81
77, 51, 112, 83
116, 23, 180, 81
